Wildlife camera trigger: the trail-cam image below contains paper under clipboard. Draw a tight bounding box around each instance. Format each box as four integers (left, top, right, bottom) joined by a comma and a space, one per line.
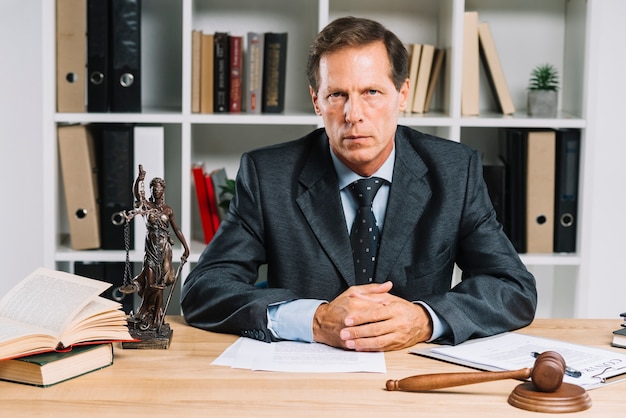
411, 332, 626, 390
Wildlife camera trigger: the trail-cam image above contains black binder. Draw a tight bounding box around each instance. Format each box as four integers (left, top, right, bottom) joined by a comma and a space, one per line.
499, 128, 528, 253
110, 0, 141, 112
554, 129, 581, 253
87, 0, 110, 112
95, 124, 135, 249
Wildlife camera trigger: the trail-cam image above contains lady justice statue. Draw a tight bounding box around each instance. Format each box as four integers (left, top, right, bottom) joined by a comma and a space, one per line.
114, 164, 190, 348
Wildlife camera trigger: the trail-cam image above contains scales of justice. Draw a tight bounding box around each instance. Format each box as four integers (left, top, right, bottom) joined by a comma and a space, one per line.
112, 164, 190, 349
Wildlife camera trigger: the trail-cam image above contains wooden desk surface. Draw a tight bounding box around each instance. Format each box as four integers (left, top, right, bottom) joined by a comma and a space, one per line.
1, 317, 624, 417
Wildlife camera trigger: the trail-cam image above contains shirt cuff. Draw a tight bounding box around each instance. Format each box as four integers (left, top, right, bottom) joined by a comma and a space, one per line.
416, 301, 450, 342
267, 299, 327, 342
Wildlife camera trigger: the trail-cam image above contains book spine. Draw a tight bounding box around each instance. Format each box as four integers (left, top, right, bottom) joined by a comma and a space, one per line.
191, 30, 202, 113
213, 32, 230, 113
229, 35, 243, 113
262, 32, 288, 113
246, 32, 263, 113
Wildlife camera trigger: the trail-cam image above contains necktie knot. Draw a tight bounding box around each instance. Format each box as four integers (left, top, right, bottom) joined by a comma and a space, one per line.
349, 177, 385, 208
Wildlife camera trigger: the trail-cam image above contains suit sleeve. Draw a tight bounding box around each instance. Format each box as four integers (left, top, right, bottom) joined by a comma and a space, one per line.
181, 153, 298, 342
422, 150, 537, 345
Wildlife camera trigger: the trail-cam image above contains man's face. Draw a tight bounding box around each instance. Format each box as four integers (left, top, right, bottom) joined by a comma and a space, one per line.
310, 41, 409, 177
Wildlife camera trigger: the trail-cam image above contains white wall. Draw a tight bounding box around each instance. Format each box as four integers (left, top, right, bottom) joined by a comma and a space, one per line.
577, 0, 626, 318
0, 1, 44, 296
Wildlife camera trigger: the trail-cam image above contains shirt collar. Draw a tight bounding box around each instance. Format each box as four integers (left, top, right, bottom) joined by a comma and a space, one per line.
330, 142, 395, 190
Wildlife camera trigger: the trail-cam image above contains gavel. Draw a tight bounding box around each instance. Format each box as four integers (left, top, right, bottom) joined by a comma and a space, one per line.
386, 351, 566, 393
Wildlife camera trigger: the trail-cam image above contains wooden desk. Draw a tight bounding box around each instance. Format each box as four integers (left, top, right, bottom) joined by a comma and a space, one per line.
1, 317, 624, 417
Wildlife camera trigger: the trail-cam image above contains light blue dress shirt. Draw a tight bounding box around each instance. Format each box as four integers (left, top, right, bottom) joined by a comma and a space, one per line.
267, 144, 449, 342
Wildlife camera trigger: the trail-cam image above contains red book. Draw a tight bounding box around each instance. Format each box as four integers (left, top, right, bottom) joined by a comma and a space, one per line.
229, 35, 243, 113
192, 163, 215, 244
204, 172, 222, 233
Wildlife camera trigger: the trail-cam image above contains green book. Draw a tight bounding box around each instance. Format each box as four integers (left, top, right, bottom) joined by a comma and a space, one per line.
0, 343, 113, 387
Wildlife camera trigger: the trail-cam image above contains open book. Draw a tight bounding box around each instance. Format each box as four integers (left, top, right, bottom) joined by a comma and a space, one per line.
0, 267, 133, 360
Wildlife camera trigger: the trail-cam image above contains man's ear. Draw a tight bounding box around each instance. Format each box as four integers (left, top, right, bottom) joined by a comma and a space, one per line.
309, 85, 321, 115
398, 78, 410, 112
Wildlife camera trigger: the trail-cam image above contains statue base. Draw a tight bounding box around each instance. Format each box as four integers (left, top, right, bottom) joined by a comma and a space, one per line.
121, 319, 173, 349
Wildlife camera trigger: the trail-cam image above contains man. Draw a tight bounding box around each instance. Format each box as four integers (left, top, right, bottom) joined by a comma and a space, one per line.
181, 17, 537, 351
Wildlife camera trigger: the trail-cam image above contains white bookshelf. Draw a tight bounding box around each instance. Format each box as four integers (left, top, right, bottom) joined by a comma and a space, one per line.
42, 0, 595, 316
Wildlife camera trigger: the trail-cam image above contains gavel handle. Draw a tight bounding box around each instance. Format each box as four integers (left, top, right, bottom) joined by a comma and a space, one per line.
386, 368, 532, 392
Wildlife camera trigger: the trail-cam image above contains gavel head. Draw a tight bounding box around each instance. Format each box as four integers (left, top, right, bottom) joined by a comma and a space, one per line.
531, 351, 566, 392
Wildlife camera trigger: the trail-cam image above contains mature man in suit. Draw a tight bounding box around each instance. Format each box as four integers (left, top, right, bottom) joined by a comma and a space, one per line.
181, 17, 537, 351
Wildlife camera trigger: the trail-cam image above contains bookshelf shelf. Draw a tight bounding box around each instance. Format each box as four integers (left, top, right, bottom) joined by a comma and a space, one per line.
43, 0, 593, 317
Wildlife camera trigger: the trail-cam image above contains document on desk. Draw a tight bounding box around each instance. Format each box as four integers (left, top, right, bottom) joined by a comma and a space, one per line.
213, 337, 386, 373
412, 332, 626, 390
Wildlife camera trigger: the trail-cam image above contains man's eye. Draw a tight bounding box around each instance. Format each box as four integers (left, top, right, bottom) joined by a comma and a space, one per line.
329, 92, 343, 98
367, 90, 379, 95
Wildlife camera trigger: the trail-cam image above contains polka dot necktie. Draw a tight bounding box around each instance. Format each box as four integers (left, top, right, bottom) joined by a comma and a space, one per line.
349, 177, 385, 285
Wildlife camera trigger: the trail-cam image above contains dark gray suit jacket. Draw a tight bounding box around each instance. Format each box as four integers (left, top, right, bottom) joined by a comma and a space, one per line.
182, 126, 537, 345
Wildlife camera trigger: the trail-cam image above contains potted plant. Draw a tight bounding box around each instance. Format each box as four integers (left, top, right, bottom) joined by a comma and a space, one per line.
527, 63, 559, 117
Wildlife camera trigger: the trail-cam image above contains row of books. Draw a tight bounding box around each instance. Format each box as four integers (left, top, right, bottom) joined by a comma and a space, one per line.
57, 0, 142, 113
462, 11, 515, 116
0, 268, 133, 387
405, 44, 445, 114
191, 31, 288, 114
483, 128, 581, 254
192, 164, 233, 244
58, 124, 165, 251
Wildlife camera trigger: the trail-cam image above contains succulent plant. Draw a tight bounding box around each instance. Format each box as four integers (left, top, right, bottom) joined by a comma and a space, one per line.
528, 64, 559, 91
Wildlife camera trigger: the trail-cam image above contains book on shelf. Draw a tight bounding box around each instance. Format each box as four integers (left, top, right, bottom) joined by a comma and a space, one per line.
56, 0, 86, 113
262, 32, 288, 113
478, 21, 515, 115
405, 43, 422, 114
204, 170, 222, 232
0, 343, 113, 387
0, 267, 133, 361
200, 32, 215, 114
58, 124, 101, 250
229, 35, 243, 113
192, 163, 217, 244
423, 48, 445, 113
210, 167, 233, 222
554, 129, 581, 253
213, 32, 230, 113
526, 130, 556, 253
191, 29, 202, 113
246, 32, 264, 114
461, 11, 480, 116
411, 44, 435, 114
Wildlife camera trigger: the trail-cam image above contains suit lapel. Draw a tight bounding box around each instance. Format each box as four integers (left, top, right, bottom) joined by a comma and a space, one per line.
296, 134, 356, 286
375, 132, 431, 283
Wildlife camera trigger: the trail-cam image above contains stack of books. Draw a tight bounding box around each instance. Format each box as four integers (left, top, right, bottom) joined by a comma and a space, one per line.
0, 268, 134, 387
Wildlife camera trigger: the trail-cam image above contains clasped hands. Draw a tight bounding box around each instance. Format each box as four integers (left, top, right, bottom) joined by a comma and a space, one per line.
312, 281, 433, 352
